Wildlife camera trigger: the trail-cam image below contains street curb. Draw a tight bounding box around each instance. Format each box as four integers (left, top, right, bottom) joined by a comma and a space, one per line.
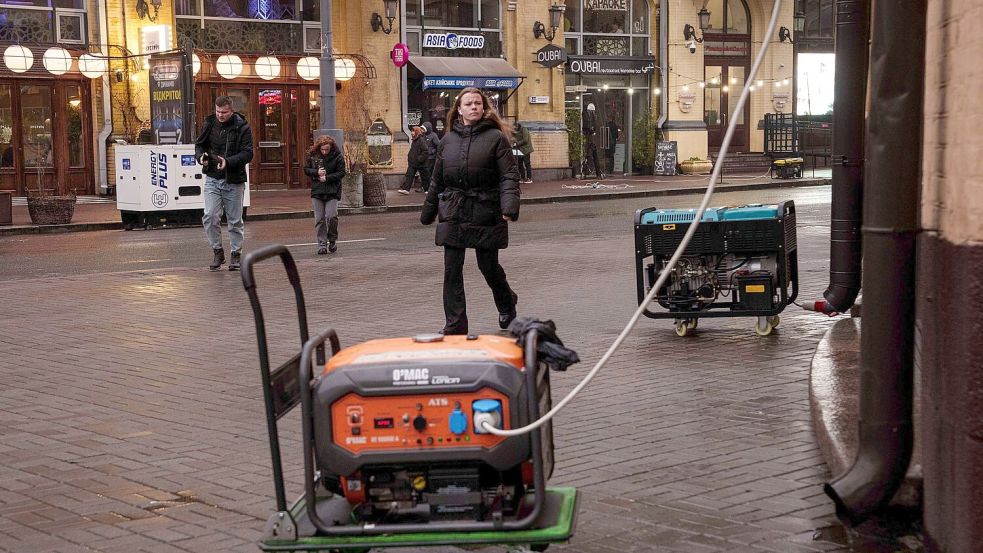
0, 178, 829, 237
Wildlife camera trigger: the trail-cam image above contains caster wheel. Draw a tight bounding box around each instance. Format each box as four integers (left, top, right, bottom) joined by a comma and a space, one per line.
674, 321, 689, 337
686, 318, 699, 330
755, 316, 774, 336
768, 315, 780, 328
531, 544, 550, 552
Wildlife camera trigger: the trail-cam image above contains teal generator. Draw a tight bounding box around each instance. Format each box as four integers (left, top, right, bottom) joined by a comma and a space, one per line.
633, 201, 798, 336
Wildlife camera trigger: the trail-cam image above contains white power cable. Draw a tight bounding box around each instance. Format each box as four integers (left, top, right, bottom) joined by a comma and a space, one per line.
482, 0, 784, 437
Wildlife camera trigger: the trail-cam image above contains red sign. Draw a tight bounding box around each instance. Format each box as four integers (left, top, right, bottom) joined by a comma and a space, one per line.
391, 43, 410, 68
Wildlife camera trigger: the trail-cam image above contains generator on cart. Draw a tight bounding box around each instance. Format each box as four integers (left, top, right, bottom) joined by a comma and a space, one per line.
241, 245, 579, 552
634, 201, 798, 336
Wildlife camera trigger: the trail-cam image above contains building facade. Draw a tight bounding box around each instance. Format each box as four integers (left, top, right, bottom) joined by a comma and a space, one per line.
0, 0, 804, 195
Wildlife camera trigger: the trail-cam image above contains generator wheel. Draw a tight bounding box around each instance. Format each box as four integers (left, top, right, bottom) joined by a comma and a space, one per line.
674, 321, 690, 337
530, 544, 550, 552
768, 315, 780, 328
755, 317, 774, 336
686, 318, 699, 330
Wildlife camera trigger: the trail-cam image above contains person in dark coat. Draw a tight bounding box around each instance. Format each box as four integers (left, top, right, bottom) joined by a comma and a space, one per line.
420, 87, 521, 335
398, 126, 429, 194
304, 135, 346, 255
421, 121, 440, 189
194, 95, 254, 271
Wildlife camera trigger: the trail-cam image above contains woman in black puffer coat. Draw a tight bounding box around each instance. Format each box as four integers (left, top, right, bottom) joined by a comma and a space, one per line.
304, 135, 346, 255
421, 87, 520, 335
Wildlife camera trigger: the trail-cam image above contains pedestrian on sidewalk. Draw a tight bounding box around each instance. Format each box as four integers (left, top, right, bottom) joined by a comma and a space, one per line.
420, 87, 521, 335
421, 121, 439, 190
304, 135, 346, 255
512, 121, 534, 183
195, 96, 253, 271
398, 126, 430, 195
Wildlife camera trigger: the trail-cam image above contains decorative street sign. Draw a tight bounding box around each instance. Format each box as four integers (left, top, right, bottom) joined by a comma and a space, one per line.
534, 44, 567, 68
391, 43, 409, 68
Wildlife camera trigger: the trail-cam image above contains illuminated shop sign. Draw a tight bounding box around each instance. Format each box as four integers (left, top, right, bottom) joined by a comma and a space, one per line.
422, 77, 519, 90
423, 33, 486, 50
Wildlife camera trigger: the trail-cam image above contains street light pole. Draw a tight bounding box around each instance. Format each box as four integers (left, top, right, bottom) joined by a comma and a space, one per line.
318, 0, 344, 149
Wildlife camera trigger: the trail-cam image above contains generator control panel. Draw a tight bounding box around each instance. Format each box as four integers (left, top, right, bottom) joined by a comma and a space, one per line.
331, 389, 511, 453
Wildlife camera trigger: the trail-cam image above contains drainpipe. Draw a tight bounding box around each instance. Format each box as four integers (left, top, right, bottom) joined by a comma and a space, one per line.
656, 0, 668, 130
821, 0, 869, 312
823, 0, 924, 525
96, 0, 113, 194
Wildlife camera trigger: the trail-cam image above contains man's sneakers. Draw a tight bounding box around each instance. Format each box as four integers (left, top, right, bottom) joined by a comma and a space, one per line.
317, 245, 328, 255
397, 189, 410, 195
209, 248, 225, 271
228, 251, 241, 271
328, 241, 338, 253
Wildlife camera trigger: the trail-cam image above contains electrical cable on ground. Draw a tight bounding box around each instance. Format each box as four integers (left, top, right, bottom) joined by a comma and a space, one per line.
481, 0, 785, 437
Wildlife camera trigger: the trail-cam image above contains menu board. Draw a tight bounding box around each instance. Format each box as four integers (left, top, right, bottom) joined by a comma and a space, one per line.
654, 141, 678, 176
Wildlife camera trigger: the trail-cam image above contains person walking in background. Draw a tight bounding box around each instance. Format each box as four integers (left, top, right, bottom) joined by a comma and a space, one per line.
304, 135, 346, 255
195, 95, 253, 271
421, 121, 439, 190
420, 87, 521, 335
398, 126, 429, 195
513, 121, 534, 183
606, 116, 620, 175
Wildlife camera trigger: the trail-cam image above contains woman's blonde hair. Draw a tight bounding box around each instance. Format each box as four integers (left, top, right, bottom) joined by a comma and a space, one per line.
412, 126, 424, 139
446, 87, 512, 137
308, 134, 337, 156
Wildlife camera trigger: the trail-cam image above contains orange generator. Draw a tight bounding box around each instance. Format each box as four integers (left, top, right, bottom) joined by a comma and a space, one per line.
243, 246, 577, 550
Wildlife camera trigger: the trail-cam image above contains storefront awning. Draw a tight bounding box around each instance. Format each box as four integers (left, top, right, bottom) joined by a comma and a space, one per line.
409, 57, 524, 90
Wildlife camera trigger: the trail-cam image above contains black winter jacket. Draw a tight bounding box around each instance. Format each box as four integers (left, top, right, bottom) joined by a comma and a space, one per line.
194, 112, 253, 184
407, 133, 428, 167
420, 119, 519, 249
304, 148, 346, 200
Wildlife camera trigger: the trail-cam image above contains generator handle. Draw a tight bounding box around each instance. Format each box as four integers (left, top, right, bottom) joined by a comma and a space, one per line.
241, 244, 313, 513
295, 328, 548, 536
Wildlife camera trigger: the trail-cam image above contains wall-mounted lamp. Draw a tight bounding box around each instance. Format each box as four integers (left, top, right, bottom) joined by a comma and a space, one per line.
371, 0, 398, 34
683, 7, 711, 52
532, 4, 566, 42
135, 0, 162, 22
794, 9, 805, 33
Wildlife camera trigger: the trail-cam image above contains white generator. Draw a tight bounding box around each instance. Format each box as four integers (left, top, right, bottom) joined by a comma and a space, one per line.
115, 144, 251, 229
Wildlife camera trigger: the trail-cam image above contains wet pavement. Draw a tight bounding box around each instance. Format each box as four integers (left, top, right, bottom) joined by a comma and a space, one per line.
0, 185, 921, 552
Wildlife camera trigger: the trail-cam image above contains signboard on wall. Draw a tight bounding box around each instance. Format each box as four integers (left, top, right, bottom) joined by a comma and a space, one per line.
148, 52, 189, 145
654, 141, 678, 176
535, 44, 567, 68
422, 76, 519, 90
566, 56, 655, 75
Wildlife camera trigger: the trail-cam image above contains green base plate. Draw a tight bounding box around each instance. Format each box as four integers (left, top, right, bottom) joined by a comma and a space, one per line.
259, 487, 579, 551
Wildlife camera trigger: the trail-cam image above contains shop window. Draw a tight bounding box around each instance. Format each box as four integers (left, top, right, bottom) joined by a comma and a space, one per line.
565, 36, 579, 55
20, 85, 52, 169
424, 0, 476, 28
0, 85, 12, 169
563, 0, 580, 32
704, 0, 749, 35
583, 1, 626, 34
479, 0, 499, 28
66, 85, 83, 168
405, 0, 422, 26
630, 0, 647, 33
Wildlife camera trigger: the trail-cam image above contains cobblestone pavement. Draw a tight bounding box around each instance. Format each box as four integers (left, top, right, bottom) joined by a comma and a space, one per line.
0, 188, 888, 552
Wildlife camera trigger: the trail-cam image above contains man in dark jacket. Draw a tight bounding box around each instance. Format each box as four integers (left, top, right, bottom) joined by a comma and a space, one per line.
194, 96, 253, 271
420, 88, 520, 334
398, 126, 429, 194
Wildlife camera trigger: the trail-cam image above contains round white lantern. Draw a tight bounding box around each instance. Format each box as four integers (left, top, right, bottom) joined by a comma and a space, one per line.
192, 53, 201, 76
4, 45, 34, 73
334, 57, 356, 81
254, 55, 280, 80
297, 56, 319, 81
42, 47, 72, 75
215, 54, 243, 79
78, 54, 108, 78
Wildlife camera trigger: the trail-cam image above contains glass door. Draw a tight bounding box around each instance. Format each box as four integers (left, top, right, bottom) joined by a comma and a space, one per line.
705, 63, 749, 152
256, 87, 286, 187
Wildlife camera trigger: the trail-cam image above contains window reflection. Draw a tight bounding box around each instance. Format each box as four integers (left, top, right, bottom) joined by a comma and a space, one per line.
0, 85, 12, 168
67, 85, 83, 168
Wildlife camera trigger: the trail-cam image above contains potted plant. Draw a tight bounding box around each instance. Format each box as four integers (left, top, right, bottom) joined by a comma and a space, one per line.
565, 109, 584, 178
26, 126, 76, 225
679, 156, 713, 175
338, 79, 373, 208
631, 109, 661, 175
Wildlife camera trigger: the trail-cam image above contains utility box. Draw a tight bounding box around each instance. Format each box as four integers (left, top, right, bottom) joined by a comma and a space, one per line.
114, 144, 251, 229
